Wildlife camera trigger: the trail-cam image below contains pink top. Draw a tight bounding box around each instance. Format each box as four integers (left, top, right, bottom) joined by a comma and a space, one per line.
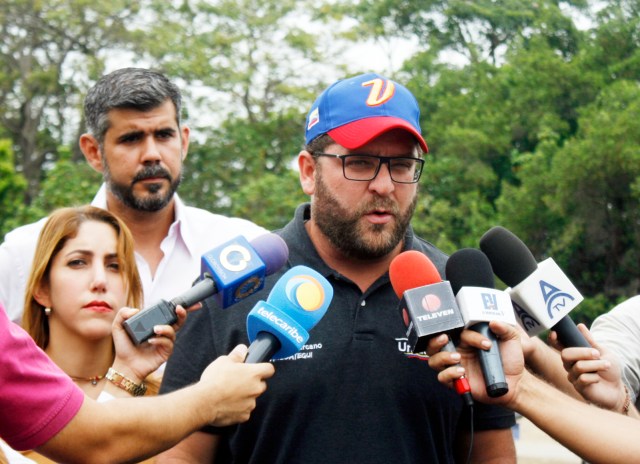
0, 305, 84, 450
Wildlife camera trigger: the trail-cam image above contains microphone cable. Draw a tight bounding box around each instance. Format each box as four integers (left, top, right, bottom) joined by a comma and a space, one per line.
463, 404, 475, 464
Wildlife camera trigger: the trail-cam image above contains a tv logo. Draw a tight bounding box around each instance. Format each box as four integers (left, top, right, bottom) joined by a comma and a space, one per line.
421, 293, 441, 312
283, 275, 326, 313
414, 292, 455, 321
247, 265, 333, 360
540, 280, 576, 319
256, 306, 304, 344
219, 244, 252, 272
201, 236, 267, 308
455, 286, 517, 328
507, 257, 583, 335
512, 299, 543, 335
482, 292, 498, 311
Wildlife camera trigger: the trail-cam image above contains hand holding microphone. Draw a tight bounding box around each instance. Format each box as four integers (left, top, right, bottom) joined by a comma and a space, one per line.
479, 226, 589, 348
124, 233, 289, 345
389, 251, 473, 406
245, 265, 333, 363
446, 248, 516, 398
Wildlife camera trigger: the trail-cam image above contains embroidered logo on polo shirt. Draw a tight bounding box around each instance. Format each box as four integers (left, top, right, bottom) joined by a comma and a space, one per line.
277, 342, 323, 361
396, 337, 430, 361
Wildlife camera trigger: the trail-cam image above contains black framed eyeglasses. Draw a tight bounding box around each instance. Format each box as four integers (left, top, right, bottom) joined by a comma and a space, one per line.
312, 153, 424, 184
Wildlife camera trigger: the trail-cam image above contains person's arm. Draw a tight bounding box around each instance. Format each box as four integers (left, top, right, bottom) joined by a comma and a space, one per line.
36, 345, 274, 464
513, 370, 640, 463
155, 431, 220, 463
429, 322, 640, 464
454, 428, 515, 464
515, 327, 584, 400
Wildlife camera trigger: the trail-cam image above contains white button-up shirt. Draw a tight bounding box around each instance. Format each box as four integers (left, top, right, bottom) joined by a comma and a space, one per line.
0, 184, 267, 324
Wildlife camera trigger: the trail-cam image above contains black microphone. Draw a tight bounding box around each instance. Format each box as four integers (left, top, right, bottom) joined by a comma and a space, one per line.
244, 265, 333, 363
479, 226, 589, 348
124, 233, 289, 345
446, 248, 514, 398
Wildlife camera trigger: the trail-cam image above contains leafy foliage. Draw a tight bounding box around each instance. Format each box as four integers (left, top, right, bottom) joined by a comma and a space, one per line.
2, 0, 640, 324
0, 140, 29, 235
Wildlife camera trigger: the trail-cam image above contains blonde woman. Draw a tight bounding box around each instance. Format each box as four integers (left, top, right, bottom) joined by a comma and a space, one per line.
18, 206, 185, 462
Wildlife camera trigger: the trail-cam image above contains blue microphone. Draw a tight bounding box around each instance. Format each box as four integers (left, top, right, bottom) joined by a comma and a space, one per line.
245, 266, 333, 363
124, 233, 289, 345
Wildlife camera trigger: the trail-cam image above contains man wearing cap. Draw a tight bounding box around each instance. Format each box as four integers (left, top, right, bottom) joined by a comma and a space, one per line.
158, 73, 516, 463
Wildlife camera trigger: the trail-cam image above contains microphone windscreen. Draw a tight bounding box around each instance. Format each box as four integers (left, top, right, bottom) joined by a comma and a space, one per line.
479, 226, 538, 286
446, 248, 495, 294
251, 233, 289, 275
389, 250, 442, 298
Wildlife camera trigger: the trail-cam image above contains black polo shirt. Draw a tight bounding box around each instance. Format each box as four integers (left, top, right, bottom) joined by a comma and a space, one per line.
161, 203, 515, 464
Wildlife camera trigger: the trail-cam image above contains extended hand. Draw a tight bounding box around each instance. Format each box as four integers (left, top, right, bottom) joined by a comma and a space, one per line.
199, 345, 276, 426
554, 324, 628, 412
427, 321, 525, 407
111, 305, 188, 383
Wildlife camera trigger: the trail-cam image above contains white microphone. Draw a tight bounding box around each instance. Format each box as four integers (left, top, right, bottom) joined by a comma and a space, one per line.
446, 248, 515, 397
480, 226, 590, 348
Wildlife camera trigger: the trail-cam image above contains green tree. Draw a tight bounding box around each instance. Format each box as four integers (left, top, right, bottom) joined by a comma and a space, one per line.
0, 139, 28, 237
548, 80, 640, 300
334, 0, 588, 64
179, 110, 304, 216
228, 171, 307, 230
124, 0, 345, 218
0, 0, 141, 203
28, 148, 102, 218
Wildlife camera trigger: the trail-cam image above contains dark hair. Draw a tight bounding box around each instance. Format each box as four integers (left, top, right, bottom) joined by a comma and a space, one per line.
305, 134, 335, 155
84, 68, 182, 144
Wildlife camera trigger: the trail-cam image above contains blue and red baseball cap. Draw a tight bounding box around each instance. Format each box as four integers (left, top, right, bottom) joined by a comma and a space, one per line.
305, 73, 428, 152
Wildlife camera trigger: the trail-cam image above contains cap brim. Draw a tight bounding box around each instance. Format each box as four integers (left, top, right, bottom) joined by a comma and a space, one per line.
328, 116, 428, 153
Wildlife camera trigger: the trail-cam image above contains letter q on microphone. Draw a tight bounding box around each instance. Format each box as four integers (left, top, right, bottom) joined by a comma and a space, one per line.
245, 265, 333, 363
202, 234, 289, 309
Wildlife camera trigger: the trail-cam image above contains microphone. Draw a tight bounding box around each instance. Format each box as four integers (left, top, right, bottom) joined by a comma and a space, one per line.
389, 250, 473, 406
446, 248, 515, 398
479, 226, 589, 348
124, 233, 289, 345
245, 265, 333, 363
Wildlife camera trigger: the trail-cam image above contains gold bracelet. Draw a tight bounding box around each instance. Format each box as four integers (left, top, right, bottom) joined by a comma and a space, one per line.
105, 367, 147, 397
622, 385, 631, 416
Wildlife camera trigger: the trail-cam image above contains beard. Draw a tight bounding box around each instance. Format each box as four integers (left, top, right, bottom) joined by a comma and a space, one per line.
311, 174, 417, 260
103, 161, 182, 212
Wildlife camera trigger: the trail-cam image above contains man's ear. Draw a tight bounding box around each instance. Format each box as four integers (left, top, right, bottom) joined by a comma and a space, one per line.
79, 134, 104, 173
180, 125, 190, 161
298, 151, 317, 196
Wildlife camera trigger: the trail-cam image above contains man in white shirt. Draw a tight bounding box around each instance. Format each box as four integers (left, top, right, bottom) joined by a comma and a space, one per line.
0, 68, 266, 324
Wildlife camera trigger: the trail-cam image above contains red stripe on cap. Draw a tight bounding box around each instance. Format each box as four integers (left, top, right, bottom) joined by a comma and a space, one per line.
328, 116, 429, 152
389, 250, 442, 298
